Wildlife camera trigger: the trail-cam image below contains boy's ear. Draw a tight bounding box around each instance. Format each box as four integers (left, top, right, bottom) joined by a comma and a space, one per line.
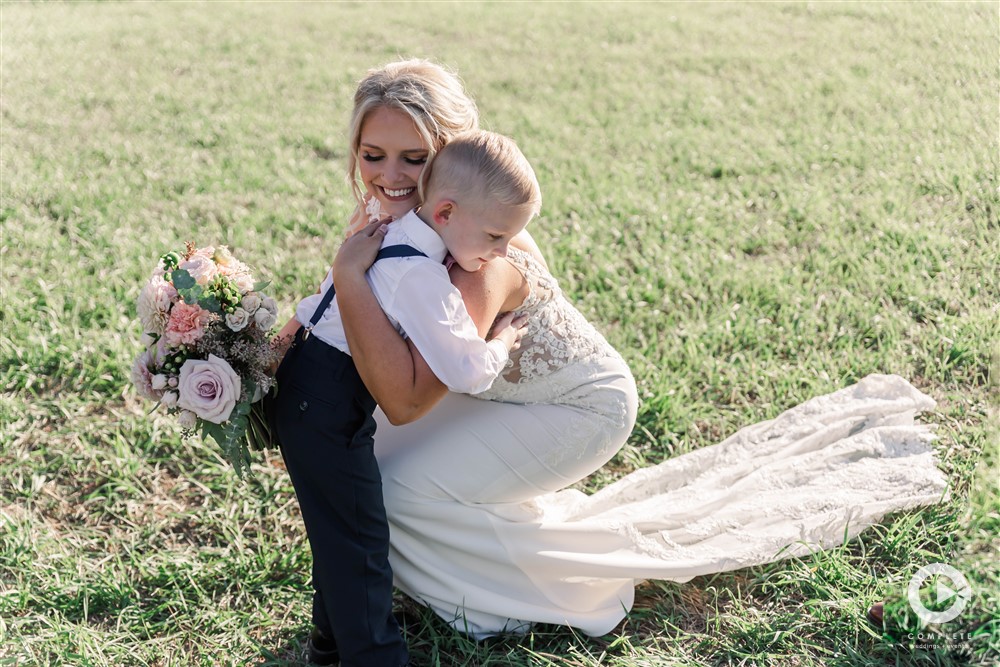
433, 200, 456, 226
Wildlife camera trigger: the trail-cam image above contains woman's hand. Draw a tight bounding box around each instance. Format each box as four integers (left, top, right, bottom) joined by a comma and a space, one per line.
489, 312, 529, 353
332, 219, 388, 286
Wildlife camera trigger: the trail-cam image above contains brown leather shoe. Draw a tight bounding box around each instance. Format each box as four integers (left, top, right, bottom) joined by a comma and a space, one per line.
866, 601, 885, 627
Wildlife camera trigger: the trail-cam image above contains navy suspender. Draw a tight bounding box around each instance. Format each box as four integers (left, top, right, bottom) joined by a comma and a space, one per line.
302, 244, 428, 339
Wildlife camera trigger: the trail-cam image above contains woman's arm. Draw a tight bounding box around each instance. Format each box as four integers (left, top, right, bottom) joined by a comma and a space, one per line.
333, 222, 526, 425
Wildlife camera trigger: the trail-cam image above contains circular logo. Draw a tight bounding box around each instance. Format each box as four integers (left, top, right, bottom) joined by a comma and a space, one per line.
907, 563, 972, 624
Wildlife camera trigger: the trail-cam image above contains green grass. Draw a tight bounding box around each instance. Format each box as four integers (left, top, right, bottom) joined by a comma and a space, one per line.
2, 2, 997, 665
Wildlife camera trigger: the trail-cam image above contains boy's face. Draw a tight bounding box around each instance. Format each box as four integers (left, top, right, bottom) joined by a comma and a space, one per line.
437, 201, 534, 273
358, 106, 430, 220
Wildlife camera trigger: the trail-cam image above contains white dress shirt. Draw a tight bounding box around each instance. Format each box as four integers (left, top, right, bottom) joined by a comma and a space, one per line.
294, 210, 508, 394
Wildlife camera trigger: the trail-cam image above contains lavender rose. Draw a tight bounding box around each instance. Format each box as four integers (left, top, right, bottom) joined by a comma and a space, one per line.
240, 293, 262, 313
253, 306, 277, 331
176, 354, 242, 424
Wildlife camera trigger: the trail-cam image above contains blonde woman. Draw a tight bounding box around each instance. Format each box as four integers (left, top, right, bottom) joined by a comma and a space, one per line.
322, 58, 945, 649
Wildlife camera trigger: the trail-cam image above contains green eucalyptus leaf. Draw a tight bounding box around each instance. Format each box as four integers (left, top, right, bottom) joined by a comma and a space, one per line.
170, 269, 196, 290
199, 295, 222, 313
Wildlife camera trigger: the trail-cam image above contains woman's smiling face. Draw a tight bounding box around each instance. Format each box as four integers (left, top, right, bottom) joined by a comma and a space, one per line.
358, 106, 431, 219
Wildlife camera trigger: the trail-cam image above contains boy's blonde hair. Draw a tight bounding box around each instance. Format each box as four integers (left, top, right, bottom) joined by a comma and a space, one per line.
347, 59, 479, 204
421, 130, 542, 217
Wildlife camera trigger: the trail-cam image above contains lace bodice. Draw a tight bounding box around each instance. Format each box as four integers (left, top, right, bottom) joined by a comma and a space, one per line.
475, 248, 625, 406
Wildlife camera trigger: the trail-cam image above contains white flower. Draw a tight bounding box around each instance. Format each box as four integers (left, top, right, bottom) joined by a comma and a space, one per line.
167, 376, 178, 388
226, 307, 251, 332
366, 196, 383, 223
140, 332, 157, 348
253, 307, 277, 331
177, 410, 198, 430
137, 275, 176, 335
233, 272, 255, 292
151, 374, 168, 391
176, 354, 242, 424
178, 254, 217, 286
161, 390, 179, 408
261, 296, 278, 315
240, 293, 262, 313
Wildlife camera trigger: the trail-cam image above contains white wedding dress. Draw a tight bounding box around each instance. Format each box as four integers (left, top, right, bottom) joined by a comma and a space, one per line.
373, 248, 949, 638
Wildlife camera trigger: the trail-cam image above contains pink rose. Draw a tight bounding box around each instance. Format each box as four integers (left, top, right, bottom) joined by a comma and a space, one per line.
165, 301, 210, 347
178, 254, 217, 286
176, 354, 242, 424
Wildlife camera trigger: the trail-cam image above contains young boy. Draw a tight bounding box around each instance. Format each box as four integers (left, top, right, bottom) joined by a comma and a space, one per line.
273, 130, 540, 666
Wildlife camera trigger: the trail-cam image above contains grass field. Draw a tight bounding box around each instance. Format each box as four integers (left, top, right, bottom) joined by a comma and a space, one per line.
2, 1, 997, 665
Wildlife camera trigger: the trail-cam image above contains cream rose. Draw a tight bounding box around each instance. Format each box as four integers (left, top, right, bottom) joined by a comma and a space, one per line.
226, 307, 251, 332
176, 354, 242, 424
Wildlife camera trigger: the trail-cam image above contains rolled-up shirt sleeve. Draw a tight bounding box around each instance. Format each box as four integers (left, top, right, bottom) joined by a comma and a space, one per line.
382, 262, 508, 394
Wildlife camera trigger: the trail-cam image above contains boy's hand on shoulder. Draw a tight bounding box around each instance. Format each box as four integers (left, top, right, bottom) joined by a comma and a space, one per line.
333, 220, 387, 286
490, 312, 529, 352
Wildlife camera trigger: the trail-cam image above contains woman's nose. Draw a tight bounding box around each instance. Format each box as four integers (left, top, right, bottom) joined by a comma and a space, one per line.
383, 159, 404, 185
492, 242, 510, 258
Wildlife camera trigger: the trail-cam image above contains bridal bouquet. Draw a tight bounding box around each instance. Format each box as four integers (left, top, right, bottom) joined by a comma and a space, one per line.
130, 243, 282, 476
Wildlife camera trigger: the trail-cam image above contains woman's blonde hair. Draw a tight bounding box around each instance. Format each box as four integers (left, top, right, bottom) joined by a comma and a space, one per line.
422, 130, 542, 218
347, 59, 480, 204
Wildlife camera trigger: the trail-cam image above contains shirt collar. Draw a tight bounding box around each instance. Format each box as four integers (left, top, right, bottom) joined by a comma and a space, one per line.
395, 209, 448, 263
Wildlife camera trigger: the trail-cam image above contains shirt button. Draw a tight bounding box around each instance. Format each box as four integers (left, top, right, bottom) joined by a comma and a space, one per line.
299, 400, 309, 411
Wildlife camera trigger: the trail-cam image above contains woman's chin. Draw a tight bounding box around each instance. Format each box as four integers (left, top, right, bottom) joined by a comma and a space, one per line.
382, 200, 416, 219
374, 192, 418, 219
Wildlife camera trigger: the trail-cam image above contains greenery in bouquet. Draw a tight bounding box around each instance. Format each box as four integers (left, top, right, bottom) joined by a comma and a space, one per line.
130, 242, 283, 476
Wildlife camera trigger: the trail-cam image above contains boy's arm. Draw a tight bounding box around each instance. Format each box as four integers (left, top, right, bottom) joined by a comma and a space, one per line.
333, 223, 523, 424
385, 262, 513, 395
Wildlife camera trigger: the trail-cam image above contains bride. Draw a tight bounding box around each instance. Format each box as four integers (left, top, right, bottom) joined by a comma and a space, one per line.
328, 59, 948, 640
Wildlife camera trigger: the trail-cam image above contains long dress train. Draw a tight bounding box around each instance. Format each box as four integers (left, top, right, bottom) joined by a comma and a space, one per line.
374, 248, 948, 638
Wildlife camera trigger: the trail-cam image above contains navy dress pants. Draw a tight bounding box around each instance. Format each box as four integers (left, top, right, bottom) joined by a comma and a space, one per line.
273, 328, 408, 666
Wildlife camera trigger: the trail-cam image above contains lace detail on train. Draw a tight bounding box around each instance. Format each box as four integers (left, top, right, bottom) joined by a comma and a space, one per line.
378, 374, 948, 639
475, 248, 625, 413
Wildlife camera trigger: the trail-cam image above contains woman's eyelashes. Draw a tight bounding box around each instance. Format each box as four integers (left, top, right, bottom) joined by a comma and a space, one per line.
361, 153, 426, 165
